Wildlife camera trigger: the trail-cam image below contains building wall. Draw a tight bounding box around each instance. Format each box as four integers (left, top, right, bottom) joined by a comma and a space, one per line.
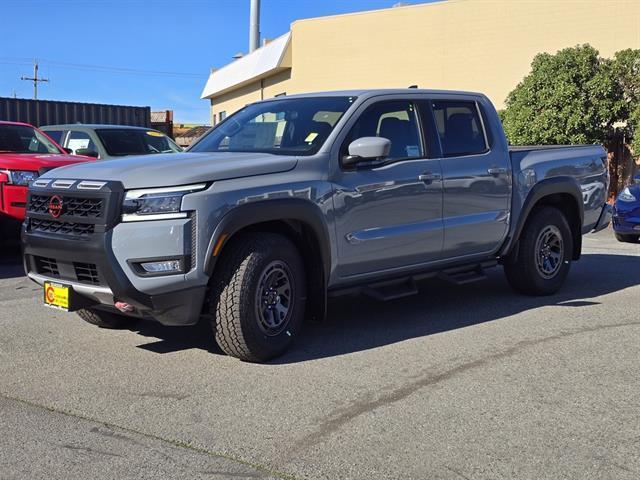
210, 0, 640, 118
210, 70, 292, 124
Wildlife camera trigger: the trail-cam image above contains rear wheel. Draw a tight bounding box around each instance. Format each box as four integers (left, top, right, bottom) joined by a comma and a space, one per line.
504, 206, 573, 296
614, 233, 639, 243
209, 233, 306, 362
77, 308, 136, 329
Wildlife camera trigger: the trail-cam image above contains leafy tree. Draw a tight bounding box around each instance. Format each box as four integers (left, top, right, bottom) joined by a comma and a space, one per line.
610, 48, 640, 155
501, 45, 624, 147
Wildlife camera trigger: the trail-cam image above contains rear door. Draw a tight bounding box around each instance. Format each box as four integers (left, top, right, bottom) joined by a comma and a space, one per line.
431, 98, 511, 258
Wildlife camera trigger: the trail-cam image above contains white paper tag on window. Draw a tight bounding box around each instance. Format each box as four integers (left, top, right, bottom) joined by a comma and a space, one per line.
406, 145, 420, 157
67, 139, 90, 152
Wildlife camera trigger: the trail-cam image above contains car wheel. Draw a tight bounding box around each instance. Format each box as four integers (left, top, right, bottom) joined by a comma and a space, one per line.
77, 308, 136, 328
504, 206, 573, 296
210, 232, 306, 362
614, 233, 640, 243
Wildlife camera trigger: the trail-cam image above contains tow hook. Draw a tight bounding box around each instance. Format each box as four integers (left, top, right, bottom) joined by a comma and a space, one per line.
114, 301, 135, 313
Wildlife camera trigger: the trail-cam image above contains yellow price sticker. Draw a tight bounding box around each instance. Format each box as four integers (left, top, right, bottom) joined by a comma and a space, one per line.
44, 282, 70, 310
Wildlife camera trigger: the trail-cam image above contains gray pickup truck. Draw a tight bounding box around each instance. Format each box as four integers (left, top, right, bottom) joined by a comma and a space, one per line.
22, 89, 611, 362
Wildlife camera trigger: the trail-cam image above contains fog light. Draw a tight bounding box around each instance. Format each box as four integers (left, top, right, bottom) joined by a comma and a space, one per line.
140, 259, 183, 274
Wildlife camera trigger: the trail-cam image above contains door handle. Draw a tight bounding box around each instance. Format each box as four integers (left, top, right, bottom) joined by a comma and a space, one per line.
418, 172, 442, 184
487, 167, 507, 176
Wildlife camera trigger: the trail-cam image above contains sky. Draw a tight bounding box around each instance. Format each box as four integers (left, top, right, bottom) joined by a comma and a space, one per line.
2, 0, 427, 124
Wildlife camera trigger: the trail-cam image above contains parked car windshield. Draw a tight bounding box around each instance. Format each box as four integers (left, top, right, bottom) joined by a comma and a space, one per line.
0, 124, 63, 154
189, 96, 357, 156
95, 129, 182, 156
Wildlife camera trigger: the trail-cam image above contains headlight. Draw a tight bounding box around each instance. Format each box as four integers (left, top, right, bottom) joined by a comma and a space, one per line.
122, 183, 206, 222
0, 169, 39, 186
618, 187, 637, 203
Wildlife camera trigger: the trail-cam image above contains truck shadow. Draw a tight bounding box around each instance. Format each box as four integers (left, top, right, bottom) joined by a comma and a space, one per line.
130, 252, 640, 362
0, 241, 24, 280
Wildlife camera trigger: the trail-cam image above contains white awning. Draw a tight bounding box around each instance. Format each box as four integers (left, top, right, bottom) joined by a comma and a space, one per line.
201, 32, 291, 99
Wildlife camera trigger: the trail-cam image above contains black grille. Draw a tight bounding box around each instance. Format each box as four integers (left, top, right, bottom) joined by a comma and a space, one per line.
33, 256, 102, 285
35, 257, 59, 277
74, 262, 100, 285
28, 194, 103, 218
29, 219, 95, 236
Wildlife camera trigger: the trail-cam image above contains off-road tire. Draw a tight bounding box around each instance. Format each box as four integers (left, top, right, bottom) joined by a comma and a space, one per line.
504, 206, 573, 296
77, 308, 136, 328
210, 233, 306, 362
614, 233, 639, 243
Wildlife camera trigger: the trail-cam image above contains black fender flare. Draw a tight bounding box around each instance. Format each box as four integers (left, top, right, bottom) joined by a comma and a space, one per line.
203, 198, 332, 321
502, 176, 584, 259
204, 198, 331, 276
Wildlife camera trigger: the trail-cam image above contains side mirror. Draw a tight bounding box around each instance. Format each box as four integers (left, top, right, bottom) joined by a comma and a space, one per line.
62, 147, 73, 154
75, 148, 99, 158
342, 137, 391, 166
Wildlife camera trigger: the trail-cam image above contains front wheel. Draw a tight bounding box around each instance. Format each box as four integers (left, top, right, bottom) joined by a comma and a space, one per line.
504, 207, 573, 296
614, 233, 640, 243
210, 233, 306, 362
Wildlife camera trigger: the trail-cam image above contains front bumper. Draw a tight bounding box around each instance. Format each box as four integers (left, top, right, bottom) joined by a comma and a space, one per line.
22, 180, 207, 326
1, 184, 27, 220
23, 227, 206, 326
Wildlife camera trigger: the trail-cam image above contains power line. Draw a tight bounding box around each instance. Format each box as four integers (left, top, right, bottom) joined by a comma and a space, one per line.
0, 57, 205, 78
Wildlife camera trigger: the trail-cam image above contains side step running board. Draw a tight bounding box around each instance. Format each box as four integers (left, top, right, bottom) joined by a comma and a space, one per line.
438, 261, 497, 286
362, 277, 418, 301
328, 260, 498, 301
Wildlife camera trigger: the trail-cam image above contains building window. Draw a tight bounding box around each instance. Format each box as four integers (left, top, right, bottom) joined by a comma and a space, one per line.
219, 111, 227, 123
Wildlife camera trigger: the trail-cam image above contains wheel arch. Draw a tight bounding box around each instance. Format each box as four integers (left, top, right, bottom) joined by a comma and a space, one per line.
204, 199, 331, 321
504, 177, 584, 261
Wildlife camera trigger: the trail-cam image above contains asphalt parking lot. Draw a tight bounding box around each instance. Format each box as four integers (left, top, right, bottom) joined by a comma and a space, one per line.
0, 229, 638, 480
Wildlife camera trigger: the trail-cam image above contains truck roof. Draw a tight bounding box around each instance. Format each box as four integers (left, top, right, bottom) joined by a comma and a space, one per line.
261, 88, 486, 101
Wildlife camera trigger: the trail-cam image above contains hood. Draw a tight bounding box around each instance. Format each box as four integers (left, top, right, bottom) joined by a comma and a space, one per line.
0, 152, 94, 172
40, 151, 298, 189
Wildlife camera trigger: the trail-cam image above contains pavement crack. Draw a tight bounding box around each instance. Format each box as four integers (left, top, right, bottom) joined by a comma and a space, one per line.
60, 443, 122, 458
130, 391, 190, 400
283, 320, 640, 461
445, 465, 473, 480
0, 392, 300, 480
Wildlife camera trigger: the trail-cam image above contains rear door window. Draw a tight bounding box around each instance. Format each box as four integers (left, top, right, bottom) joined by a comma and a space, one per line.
432, 101, 487, 157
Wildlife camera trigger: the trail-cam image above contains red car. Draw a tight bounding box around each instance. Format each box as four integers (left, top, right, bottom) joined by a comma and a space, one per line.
0, 121, 94, 239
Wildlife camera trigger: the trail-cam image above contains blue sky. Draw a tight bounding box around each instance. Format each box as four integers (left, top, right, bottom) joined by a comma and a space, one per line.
2, 0, 426, 124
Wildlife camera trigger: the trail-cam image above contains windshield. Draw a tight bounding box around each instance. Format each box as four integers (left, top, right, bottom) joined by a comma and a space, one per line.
96, 129, 182, 156
189, 96, 356, 156
0, 124, 63, 154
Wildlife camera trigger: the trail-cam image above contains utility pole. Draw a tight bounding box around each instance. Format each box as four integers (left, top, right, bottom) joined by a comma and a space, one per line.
21, 60, 49, 100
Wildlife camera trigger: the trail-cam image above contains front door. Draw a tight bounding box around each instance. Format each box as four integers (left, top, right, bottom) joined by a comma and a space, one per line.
331, 99, 444, 280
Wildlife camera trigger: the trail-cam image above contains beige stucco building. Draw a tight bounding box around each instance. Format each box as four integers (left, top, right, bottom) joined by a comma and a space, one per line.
201, 0, 640, 125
